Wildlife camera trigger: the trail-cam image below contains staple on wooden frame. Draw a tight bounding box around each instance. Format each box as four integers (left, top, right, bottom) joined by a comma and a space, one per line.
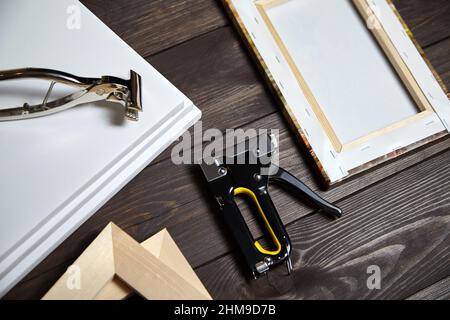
254, 0, 435, 153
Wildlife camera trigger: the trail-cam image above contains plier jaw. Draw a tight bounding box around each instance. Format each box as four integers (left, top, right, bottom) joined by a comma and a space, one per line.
0, 68, 142, 121
97, 71, 142, 121
200, 134, 342, 278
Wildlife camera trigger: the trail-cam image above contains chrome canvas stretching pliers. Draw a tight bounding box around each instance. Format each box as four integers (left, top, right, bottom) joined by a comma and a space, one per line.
200, 134, 342, 278
0, 68, 142, 121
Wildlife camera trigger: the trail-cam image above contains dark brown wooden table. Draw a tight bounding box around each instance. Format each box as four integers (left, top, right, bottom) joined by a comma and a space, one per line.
5, 0, 450, 300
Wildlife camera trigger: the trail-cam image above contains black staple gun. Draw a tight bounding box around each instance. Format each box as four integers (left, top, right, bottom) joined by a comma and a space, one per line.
199, 134, 342, 278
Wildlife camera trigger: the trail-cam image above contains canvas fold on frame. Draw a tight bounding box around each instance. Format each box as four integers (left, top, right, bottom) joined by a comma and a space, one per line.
43, 223, 212, 300
224, 0, 450, 187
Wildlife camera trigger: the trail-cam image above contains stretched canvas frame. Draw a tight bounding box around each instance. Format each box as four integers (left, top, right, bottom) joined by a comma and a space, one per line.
255, 0, 434, 152
224, 0, 450, 187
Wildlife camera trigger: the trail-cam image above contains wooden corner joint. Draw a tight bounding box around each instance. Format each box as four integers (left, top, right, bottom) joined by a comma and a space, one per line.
42, 223, 212, 300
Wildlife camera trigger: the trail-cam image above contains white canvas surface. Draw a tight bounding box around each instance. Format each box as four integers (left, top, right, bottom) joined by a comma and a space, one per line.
267, 0, 420, 144
0, 0, 201, 296
229, 0, 448, 182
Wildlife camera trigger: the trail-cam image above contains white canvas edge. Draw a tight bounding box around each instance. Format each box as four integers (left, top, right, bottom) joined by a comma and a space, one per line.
0, 0, 192, 261
230, 0, 449, 183
0, 101, 201, 297
372, 0, 450, 130
0, 100, 184, 276
0, 101, 184, 269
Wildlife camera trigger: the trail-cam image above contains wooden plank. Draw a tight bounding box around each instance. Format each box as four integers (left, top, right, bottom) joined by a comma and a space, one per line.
425, 38, 450, 88
81, 0, 228, 57
95, 229, 211, 300
196, 151, 450, 299
79, 0, 450, 57
147, 27, 276, 132
42, 224, 116, 300
392, 0, 450, 47
42, 224, 210, 300
407, 277, 450, 300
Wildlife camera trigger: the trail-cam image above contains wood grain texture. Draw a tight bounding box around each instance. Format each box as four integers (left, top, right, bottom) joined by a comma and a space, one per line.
147, 27, 276, 133
407, 277, 450, 300
94, 229, 211, 300
81, 0, 228, 57
425, 37, 450, 88
4, 0, 450, 299
393, 0, 450, 47
6, 115, 450, 299
196, 151, 450, 299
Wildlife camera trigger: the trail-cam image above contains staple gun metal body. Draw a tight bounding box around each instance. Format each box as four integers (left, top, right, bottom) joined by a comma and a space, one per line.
200, 134, 342, 278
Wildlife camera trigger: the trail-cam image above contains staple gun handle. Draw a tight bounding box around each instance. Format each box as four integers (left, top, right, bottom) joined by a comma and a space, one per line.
221, 195, 267, 274
249, 188, 292, 256
270, 166, 342, 219
233, 188, 289, 256
228, 187, 292, 276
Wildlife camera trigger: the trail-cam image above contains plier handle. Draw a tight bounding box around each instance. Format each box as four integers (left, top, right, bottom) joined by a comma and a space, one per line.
0, 68, 142, 121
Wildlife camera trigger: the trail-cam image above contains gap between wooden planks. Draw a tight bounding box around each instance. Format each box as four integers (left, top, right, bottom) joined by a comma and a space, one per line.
5, 0, 450, 299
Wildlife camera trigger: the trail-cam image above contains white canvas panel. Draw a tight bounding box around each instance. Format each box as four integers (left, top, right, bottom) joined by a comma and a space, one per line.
0, 0, 201, 296
229, 0, 448, 183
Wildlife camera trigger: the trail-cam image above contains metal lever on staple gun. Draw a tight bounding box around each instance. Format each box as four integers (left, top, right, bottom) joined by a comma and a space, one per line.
199, 134, 342, 278
0, 68, 142, 121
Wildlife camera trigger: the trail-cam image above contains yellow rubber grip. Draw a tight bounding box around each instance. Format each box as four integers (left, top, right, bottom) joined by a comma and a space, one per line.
233, 187, 282, 256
